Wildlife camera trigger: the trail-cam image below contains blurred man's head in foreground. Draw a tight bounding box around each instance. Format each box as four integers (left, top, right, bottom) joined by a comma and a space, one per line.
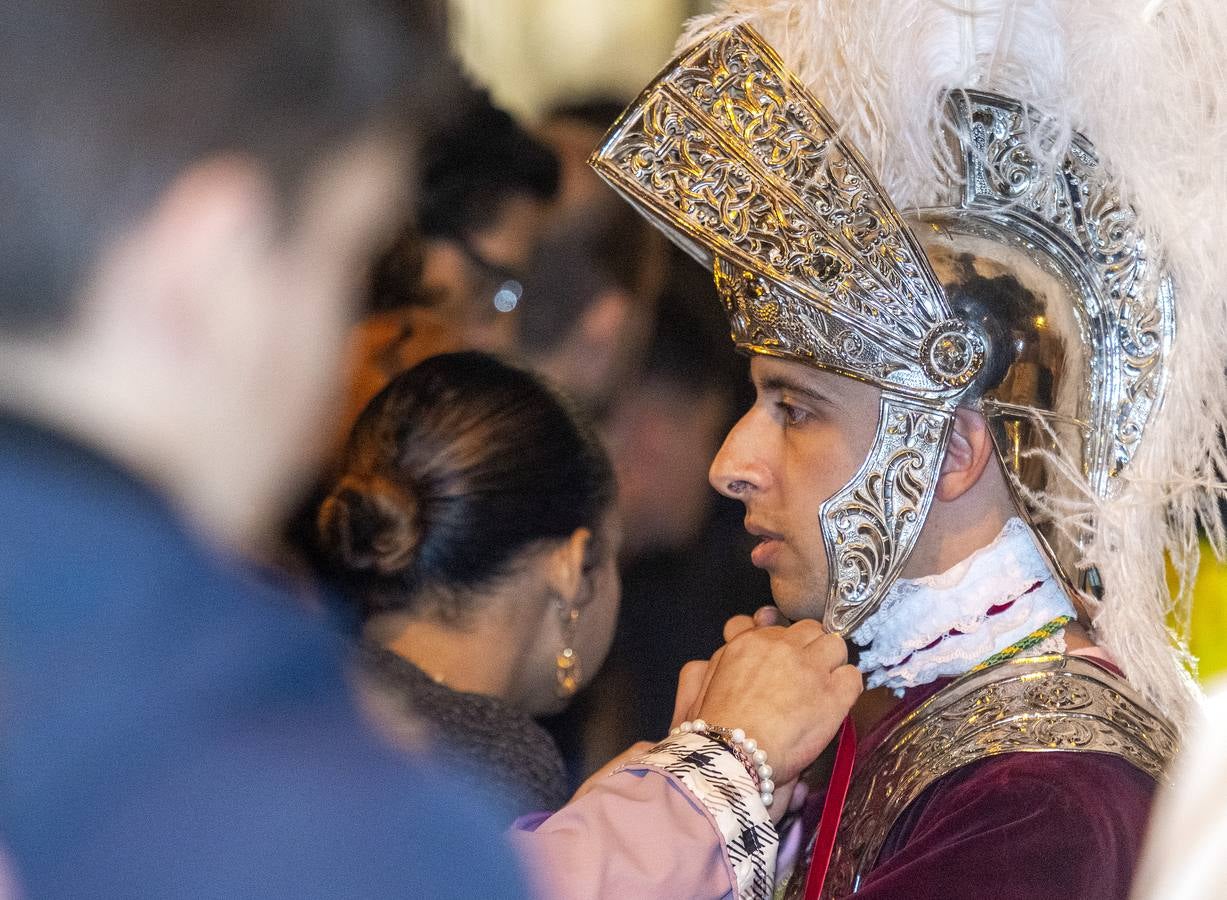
0, 0, 457, 550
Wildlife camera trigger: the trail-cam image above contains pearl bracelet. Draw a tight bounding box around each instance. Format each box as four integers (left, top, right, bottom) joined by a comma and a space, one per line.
671, 719, 776, 807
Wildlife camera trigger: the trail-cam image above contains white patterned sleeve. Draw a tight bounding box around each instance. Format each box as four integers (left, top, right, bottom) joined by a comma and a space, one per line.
509, 733, 778, 900
616, 733, 778, 899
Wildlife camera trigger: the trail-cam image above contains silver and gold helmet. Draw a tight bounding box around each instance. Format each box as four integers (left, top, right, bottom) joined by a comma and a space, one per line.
590, 25, 1173, 638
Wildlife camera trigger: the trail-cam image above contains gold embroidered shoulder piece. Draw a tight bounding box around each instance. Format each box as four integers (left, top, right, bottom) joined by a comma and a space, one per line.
783, 654, 1178, 898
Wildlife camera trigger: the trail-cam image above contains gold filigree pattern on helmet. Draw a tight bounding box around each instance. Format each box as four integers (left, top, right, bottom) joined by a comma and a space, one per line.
592, 25, 984, 402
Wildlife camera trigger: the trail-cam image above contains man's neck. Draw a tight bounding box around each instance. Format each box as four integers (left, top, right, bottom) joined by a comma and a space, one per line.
0, 341, 269, 556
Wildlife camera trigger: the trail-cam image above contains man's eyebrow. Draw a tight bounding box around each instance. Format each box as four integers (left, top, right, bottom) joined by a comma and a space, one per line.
758, 374, 832, 404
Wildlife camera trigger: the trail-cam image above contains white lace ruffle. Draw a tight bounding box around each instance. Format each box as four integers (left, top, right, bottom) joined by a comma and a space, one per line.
852, 517, 1076, 694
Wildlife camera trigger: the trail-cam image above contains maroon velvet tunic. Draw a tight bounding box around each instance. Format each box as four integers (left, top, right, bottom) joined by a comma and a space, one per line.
831, 676, 1157, 899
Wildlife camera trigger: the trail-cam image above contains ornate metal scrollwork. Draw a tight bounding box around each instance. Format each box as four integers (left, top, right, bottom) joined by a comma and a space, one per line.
712, 259, 910, 381
820, 395, 952, 635
919, 319, 987, 388
592, 25, 1176, 644
951, 90, 1174, 490
591, 25, 968, 402
783, 655, 1179, 898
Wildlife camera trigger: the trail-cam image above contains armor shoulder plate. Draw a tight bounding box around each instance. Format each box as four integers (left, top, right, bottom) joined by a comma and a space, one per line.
787, 654, 1178, 898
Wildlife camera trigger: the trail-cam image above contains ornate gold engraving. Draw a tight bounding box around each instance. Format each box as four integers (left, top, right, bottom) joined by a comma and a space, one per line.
950, 90, 1174, 492
781, 656, 1178, 898
591, 26, 1175, 636
821, 397, 951, 635
591, 26, 977, 402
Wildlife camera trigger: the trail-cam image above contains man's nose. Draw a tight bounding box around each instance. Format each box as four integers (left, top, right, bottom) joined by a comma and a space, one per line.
709, 412, 768, 499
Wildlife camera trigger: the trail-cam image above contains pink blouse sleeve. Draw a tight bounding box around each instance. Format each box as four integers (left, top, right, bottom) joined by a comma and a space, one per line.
508, 733, 777, 900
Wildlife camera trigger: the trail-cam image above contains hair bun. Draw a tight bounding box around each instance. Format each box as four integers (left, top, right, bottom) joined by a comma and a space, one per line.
317, 474, 420, 576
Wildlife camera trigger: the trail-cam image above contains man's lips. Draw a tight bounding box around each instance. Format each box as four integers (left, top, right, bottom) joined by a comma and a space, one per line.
746, 522, 783, 567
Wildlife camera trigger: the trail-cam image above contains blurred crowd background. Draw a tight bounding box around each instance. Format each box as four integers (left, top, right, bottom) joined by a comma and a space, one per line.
300, 0, 770, 787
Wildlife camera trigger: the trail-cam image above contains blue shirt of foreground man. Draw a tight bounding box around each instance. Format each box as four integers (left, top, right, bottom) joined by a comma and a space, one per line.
0, 1, 522, 896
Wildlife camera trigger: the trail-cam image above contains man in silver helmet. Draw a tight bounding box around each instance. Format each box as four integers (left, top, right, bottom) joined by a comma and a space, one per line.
592, 0, 1227, 896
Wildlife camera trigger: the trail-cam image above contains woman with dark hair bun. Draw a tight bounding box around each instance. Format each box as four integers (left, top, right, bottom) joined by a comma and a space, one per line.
317, 351, 619, 815
314, 352, 864, 898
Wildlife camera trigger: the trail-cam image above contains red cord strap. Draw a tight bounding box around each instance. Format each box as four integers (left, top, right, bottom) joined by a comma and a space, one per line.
803, 715, 858, 899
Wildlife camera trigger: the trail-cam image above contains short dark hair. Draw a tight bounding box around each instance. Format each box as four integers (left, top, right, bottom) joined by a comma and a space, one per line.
417, 93, 560, 242
519, 205, 658, 354
640, 249, 747, 403
543, 96, 629, 132
0, 0, 454, 335
317, 351, 615, 620
366, 223, 430, 315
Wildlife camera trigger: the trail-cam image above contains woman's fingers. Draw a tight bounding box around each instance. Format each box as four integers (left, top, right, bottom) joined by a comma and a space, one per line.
695, 621, 864, 786
670, 659, 709, 730
753, 606, 789, 628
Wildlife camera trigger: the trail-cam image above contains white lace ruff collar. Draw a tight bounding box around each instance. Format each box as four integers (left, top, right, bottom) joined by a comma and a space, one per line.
851, 517, 1077, 695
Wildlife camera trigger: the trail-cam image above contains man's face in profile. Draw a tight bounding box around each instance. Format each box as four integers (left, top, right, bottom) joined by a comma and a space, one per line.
709, 356, 881, 622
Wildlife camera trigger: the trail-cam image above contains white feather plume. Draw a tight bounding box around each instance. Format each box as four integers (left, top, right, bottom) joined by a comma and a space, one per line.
681, 0, 1227, 731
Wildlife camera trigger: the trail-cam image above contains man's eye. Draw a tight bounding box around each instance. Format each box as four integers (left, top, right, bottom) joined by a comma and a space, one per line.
776, 401, 808, 426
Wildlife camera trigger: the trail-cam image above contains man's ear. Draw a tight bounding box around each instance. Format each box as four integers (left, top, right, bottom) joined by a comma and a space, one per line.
936, 407, 996, 502
545, 527, 593, 604
117, 155, 275, 358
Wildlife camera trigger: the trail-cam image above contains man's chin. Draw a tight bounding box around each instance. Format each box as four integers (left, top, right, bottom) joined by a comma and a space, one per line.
768, 577, 826, 623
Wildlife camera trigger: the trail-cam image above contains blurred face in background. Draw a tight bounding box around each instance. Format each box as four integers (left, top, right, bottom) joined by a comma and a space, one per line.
607, 381, 730, 559
0, 0, 446, 551
339, 189, 553, 437
236, 138, 411, 528
420, 192, 551, 354
95, 135, 411, 546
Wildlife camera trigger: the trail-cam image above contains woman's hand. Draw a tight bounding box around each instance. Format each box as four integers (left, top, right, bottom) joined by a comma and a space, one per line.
721, 605, 791, 640
695, 621, 860, 783
675, 613, 861, 792
668, 606, 793, 730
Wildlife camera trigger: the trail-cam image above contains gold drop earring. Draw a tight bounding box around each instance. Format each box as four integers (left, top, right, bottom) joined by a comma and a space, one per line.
555, 605, 581, 699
